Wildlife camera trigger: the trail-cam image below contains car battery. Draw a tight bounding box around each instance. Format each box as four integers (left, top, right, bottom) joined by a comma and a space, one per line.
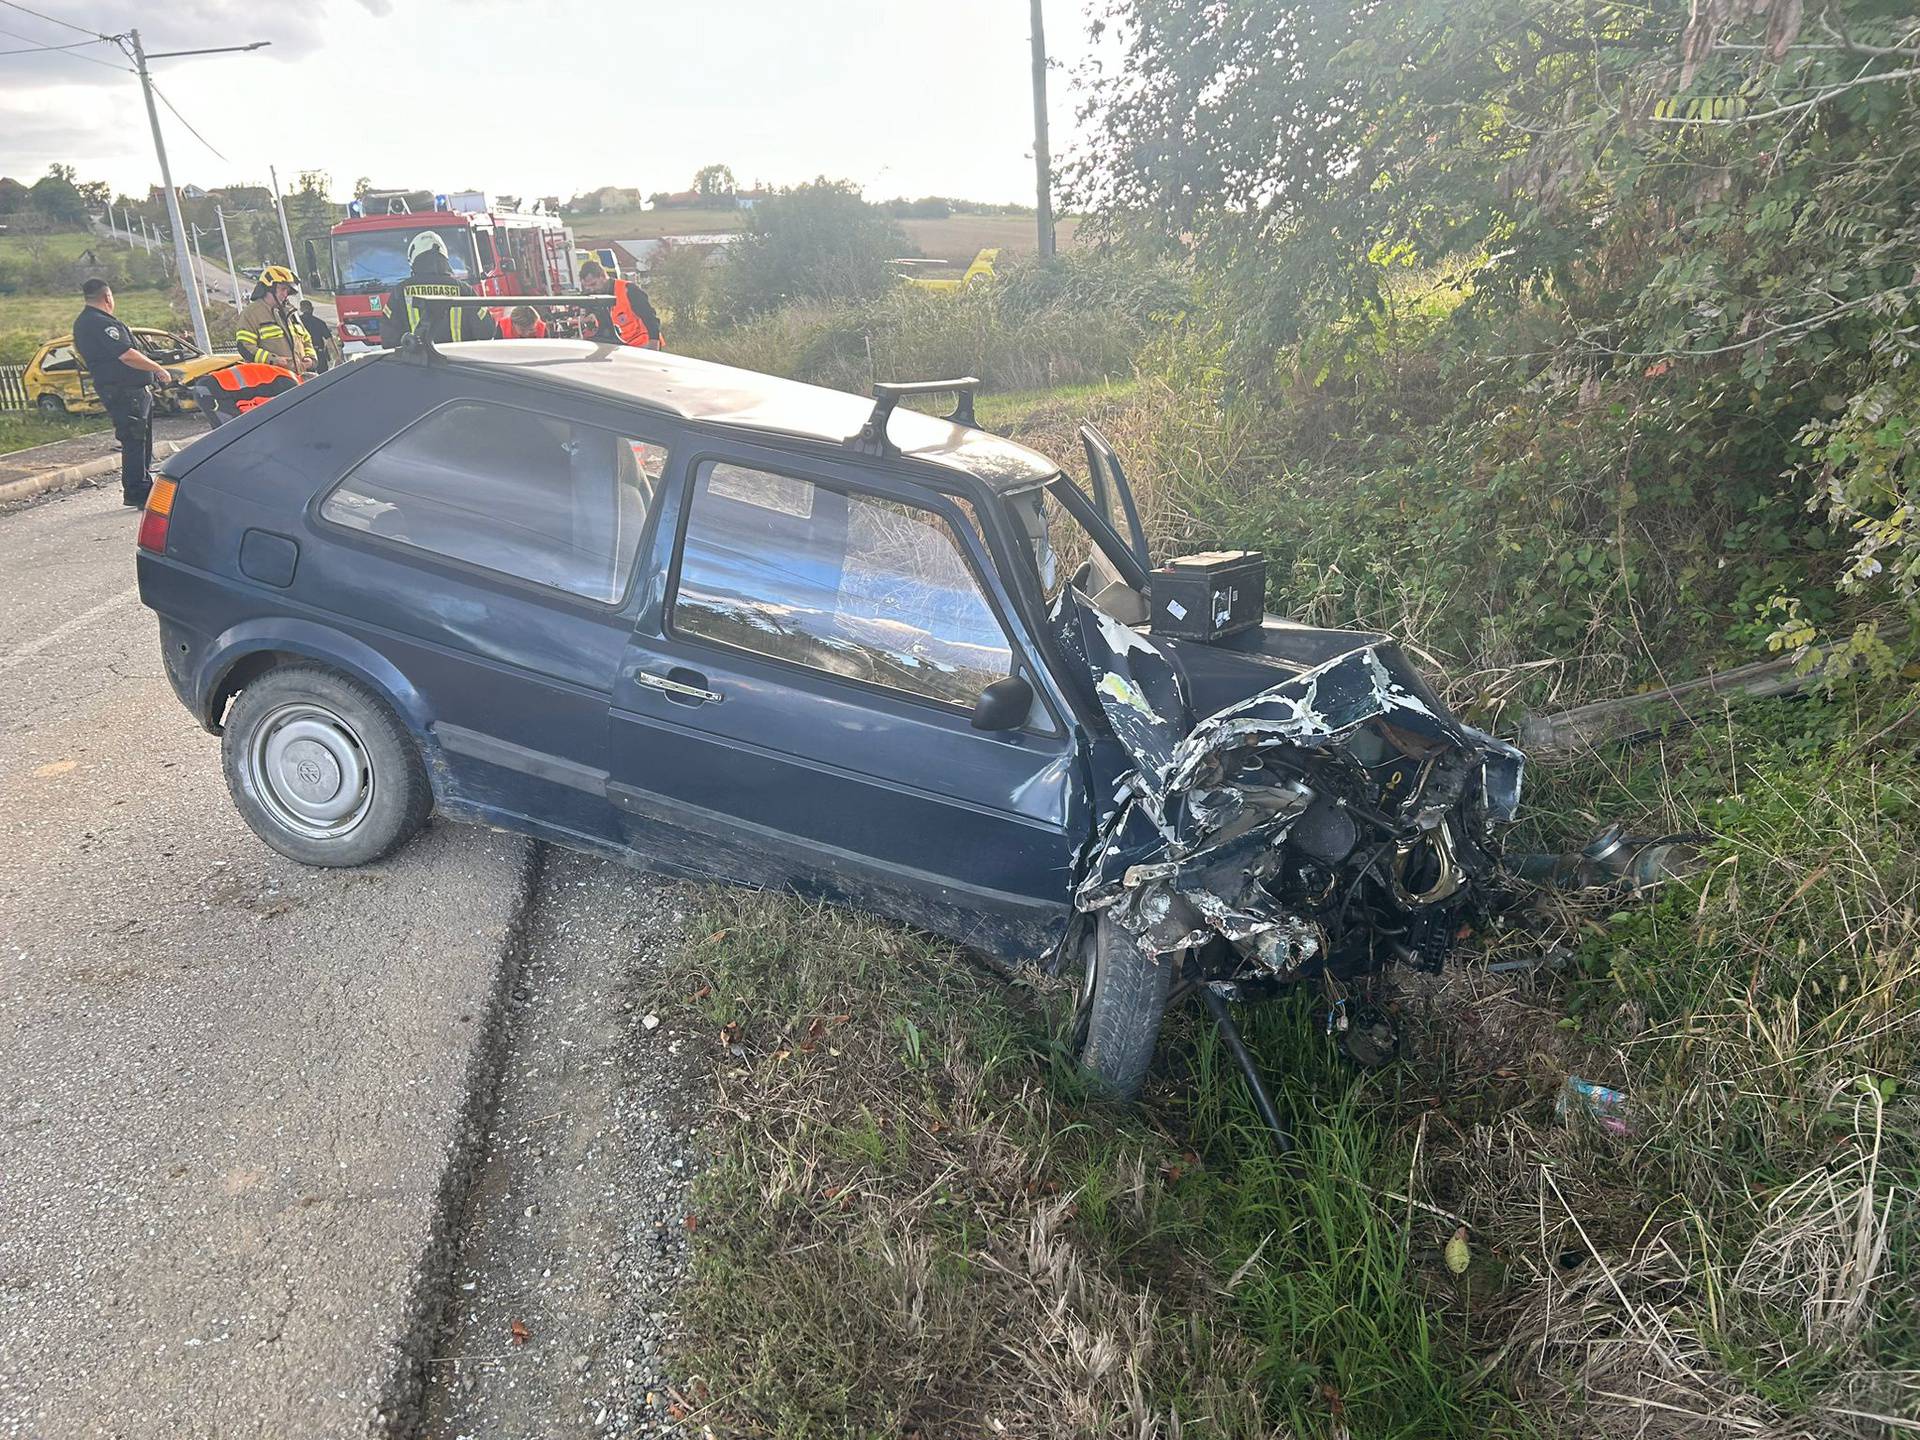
1148, 550, 1266, 642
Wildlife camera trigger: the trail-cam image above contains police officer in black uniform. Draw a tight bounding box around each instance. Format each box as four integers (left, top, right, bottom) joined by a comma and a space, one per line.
72, 278, 176, 507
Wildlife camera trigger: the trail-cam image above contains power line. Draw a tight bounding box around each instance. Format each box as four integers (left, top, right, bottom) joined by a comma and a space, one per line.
150, 79, 229, 163
0, 0, 103, 38
0, 33, 102, 54
0, 22, 129, 69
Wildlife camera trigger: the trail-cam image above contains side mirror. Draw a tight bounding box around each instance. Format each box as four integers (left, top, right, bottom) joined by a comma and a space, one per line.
971, 675, 1033, 732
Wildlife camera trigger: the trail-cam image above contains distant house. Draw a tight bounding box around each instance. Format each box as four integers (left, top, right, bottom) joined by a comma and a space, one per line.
612, 234, 738, 274
568, 185, 644, 215
651, 188, 772, 212
181, 184, 207, 200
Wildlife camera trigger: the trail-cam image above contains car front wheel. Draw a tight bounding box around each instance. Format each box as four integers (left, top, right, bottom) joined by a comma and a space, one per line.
220, 665, 431, 867
36, 393, 65, 415
1072, 913, 1173, 1100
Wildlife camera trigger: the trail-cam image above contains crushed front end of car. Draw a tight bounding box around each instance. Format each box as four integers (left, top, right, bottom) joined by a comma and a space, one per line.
1055, 588, 1525, 997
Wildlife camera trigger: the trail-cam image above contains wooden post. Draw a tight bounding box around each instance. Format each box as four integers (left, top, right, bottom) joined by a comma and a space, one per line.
1030, 0, 1056, 260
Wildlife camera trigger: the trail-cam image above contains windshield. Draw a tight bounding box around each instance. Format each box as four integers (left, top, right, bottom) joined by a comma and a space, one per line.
331, 225, 478, 292
135, 331, 200, 363
1008, 478, 1135, 607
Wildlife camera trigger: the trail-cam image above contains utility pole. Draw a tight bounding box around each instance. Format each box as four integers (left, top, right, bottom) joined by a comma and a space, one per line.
269, 165, 298, 273
189, 223, 208, 303
120, 32, 270, 347
216, 206, 244, 307
1029, 0, 1056, 260
129, 29, 210, 352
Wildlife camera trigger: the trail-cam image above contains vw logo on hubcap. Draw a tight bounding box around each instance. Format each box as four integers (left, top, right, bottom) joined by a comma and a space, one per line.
281, 738, 342, 802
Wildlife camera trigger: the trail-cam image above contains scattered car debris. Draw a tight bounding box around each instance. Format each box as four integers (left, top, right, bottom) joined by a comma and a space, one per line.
1485, 947, 1575, 976
1507, 823, 1703, 893
1557, 1076, 1630, 1136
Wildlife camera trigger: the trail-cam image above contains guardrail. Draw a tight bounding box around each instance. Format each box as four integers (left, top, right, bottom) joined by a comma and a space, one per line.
0, 365, 28, 412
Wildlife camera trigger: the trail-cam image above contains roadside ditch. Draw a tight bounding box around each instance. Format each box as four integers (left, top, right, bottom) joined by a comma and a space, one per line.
412, 846, 708, 1440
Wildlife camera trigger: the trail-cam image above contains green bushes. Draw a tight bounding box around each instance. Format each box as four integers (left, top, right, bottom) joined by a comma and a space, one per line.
708, 180, 908, 325
0, 235, 168, 300
1102, 373, 1844, 717
683, 249, 1186, 398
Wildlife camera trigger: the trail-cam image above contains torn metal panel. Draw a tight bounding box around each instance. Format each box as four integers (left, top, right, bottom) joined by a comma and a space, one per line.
1057, 585, 1522, 985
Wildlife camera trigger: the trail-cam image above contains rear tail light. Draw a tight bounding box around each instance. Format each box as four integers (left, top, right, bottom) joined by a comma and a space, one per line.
137, 477, 177, 553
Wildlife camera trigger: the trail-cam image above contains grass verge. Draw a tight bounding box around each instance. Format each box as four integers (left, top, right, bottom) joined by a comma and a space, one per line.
1, 291, 177, 366
650, 689, 1918, 1438
647, 899, 1528, 1437
0, 410, 109, 456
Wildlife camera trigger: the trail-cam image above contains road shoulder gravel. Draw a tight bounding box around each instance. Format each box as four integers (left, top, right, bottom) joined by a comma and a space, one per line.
421, 847, 707, 1440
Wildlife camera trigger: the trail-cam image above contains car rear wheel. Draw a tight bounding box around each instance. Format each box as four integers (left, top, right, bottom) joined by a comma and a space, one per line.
36, 393, 65, 415
220, 665, 431, 867
1071, 913, 1173, 1100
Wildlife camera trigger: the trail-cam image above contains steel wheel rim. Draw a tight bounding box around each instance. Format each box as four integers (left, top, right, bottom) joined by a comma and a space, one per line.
247, 702, 374, 841
1072, 924, 1100, 1052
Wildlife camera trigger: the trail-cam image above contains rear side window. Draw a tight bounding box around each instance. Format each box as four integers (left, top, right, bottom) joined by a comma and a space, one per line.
322, 401, 668, 603
672, 460, 1013, 709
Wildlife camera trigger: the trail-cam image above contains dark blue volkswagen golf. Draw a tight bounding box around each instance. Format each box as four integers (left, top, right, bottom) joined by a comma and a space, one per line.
137, 338, 1522, 1096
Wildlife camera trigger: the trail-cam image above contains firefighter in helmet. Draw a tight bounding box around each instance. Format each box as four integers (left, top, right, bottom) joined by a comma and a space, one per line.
577, 260, 663, 349
380, 230, 497, 347
234, 266, 313, 375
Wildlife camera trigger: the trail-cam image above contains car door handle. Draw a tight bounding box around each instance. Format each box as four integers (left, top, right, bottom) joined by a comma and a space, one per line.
632, 668, 723, 705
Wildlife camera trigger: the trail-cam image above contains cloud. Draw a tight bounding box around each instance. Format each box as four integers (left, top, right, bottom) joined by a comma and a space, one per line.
0, 1, 350, 87
0, 91, 121, 158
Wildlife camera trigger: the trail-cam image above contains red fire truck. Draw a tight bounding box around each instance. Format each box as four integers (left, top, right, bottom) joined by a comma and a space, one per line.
328, 196, 579, 355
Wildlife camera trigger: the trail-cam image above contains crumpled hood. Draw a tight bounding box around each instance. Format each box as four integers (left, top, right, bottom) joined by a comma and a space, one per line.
1054, 588, 1524, 977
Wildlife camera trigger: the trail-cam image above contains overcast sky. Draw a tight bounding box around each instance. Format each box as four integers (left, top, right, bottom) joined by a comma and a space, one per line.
0, 0, 1110, 205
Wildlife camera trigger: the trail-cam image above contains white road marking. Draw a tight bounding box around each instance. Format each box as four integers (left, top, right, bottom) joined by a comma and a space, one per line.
0, 584, 140, 674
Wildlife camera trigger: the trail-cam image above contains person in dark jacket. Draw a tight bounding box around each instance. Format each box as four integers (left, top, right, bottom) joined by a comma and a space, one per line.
71, 278, 177, 507
299, 299, 336, 372
380, 231, 496, 347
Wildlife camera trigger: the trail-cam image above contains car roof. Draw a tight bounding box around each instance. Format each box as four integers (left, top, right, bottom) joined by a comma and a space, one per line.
433, 340, 1063, 492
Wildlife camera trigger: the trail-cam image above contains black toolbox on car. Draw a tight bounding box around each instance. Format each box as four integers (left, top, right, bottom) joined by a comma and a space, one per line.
1149, 550, 1266, 643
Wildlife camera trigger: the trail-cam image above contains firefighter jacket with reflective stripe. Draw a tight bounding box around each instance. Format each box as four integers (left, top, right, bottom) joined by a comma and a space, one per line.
234, 297, 310, 368
379, 278, 498, 346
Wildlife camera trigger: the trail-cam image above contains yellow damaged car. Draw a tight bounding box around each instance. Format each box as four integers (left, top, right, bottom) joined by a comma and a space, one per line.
23, 328, 241, 416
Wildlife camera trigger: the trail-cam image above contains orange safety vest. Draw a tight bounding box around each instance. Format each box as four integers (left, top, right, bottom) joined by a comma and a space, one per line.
497, 315, 548, 339
606, 279, 651, 347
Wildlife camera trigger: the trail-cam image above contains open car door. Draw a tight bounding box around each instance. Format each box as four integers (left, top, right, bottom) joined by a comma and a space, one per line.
1080, 424, 1151, 573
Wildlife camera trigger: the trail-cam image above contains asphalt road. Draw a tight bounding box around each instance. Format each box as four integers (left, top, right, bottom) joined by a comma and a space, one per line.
0, 484, 534, 1437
